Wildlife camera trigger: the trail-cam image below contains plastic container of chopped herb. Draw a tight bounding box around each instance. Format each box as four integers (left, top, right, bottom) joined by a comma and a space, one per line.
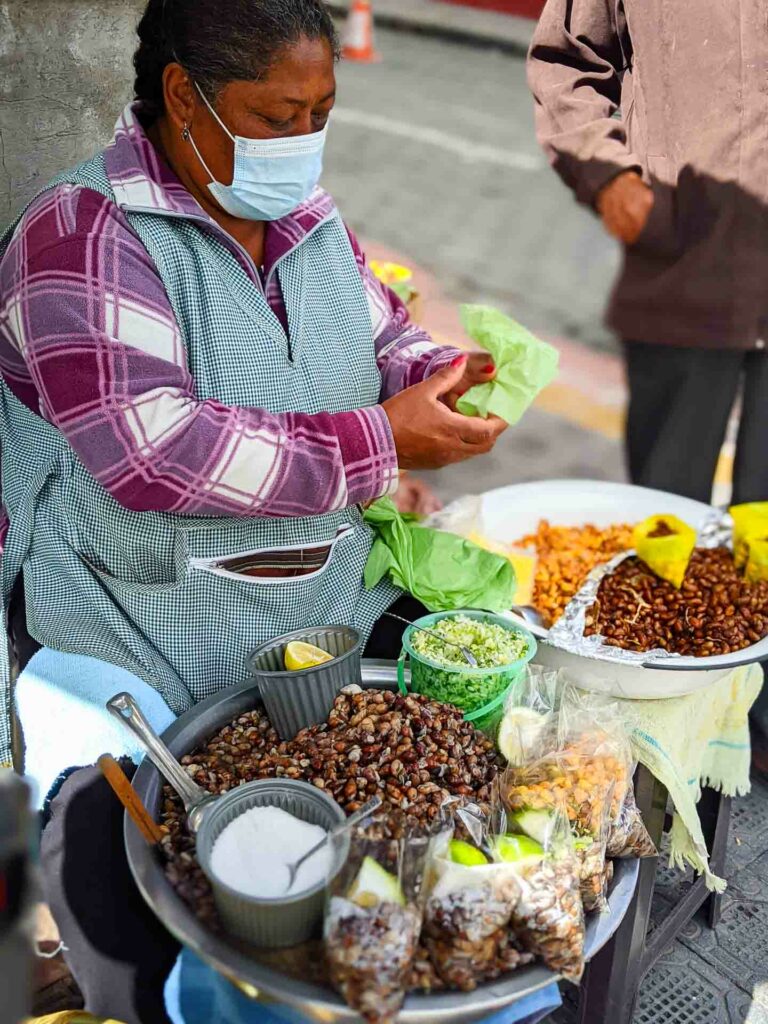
396, 611, 536, 732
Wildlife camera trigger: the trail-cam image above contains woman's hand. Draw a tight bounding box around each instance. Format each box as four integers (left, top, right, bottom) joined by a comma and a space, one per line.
382, 356, 508, 470
394, 475, 443, 516
442, 351, 496, 411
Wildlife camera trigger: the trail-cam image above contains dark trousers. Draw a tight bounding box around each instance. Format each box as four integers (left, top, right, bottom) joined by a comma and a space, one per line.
625, 342, 768, 738
624, 342, 768, 505
39, 594, 427, 1024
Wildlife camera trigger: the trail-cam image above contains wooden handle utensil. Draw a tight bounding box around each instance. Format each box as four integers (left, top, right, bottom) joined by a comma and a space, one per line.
98, 754, 164, 845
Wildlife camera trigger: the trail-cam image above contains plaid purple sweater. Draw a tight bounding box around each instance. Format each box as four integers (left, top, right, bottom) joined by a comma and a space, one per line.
0, 105, 457, 531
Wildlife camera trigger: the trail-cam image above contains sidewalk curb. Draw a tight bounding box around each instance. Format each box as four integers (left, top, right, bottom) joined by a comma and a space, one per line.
327, 1, 534, 57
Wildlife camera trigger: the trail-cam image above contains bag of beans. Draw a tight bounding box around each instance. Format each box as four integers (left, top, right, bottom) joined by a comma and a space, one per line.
421, 805, 533, 991
556, 687, 656, 861
506, 801, 586, 981
324, 822, 430, 1024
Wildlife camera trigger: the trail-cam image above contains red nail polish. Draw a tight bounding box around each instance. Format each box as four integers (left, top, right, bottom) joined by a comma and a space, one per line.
451, 354, 468, 367
483, 363, 495, 374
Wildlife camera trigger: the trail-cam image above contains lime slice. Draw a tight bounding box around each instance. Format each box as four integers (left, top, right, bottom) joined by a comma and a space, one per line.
449, 839, 489, 867
493, 833, 545, 866
497, 707, 548, 764
284, 641, 334, 672
508, 808, 556, 847
348, 856, 405, 908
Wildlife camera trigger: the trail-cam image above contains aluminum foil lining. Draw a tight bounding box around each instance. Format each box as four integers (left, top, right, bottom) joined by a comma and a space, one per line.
545, 509, 733, 664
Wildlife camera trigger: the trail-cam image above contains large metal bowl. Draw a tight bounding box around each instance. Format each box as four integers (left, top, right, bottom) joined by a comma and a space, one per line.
126, 662, 639, 1023
481, 479, 768, 698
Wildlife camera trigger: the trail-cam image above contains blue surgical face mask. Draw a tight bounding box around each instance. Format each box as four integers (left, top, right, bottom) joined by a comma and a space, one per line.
187, 84, 328, 221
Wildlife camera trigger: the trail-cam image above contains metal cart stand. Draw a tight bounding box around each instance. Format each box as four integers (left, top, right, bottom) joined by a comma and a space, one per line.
577, 767, 730, 1024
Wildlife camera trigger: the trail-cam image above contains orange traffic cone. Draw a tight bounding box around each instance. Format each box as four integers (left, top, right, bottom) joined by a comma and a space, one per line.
342, 0, 381, 63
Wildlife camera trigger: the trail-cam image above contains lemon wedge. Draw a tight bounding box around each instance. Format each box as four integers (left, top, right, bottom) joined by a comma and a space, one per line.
284, 641, 334, 672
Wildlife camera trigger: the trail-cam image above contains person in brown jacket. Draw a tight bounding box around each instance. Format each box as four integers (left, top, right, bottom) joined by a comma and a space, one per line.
527, 0, 768, 505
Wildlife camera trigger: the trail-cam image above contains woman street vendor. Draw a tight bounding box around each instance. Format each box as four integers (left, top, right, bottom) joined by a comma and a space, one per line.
0, 1, 510, 1021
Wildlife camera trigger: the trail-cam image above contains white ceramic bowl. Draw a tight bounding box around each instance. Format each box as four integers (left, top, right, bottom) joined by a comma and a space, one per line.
480, 480, 767, 699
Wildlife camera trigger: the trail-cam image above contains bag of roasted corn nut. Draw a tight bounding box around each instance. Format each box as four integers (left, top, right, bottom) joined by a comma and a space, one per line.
501, 744, 613, 914
506, 802, 586, 982
324, 820, 431, 1024
421, 802, 533, 991
556, 686, 656, 860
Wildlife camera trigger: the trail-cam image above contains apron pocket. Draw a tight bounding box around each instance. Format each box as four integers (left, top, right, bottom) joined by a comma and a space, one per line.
189, 524, 355, 585
74, 551, 185, 596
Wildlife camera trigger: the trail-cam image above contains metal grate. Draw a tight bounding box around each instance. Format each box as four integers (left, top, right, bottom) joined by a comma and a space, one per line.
543, 946, 759, 1023
681, 857, 768, 995
727, 778, 768, 873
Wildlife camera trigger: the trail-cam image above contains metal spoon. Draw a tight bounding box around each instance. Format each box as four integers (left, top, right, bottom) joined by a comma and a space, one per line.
107, 692, 218, 834
285, 795, 382, 892
383, 611, 479, 667
510, 604, 546, 629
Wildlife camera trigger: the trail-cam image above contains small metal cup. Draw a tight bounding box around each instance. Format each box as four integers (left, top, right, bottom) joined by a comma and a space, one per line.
196, 779, 347, 949
248, 625, 362, 739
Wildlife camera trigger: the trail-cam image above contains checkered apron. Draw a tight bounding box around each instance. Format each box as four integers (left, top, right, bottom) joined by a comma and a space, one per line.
0, 155, 400, 764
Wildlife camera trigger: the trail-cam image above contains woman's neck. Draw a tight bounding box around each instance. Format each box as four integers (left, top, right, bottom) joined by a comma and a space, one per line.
148, 117, 266, 267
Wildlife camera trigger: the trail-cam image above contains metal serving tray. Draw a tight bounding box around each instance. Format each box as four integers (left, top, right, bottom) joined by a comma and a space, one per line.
126, 661, 639, 1023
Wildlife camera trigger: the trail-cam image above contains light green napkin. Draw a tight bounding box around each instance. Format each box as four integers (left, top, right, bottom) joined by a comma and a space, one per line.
363, 497, 516, 612
621, 664, 762, 890
456, 305, 559, 424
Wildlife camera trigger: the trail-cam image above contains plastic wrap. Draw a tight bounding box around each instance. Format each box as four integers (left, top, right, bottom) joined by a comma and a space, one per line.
507, 805, 586, 982
497, 666, 559, 767
557, 687, 656, 861
421, 803, 532, 991
324, 821, 431, 1024
501, 747, 613, 914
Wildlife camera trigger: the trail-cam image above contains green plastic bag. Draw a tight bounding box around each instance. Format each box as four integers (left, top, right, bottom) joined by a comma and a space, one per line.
456, 305, 559, 424
363, 497, 517, 612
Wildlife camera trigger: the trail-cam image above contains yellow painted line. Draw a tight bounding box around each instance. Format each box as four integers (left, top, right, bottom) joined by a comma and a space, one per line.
534, 383, 624, 440
715, 449, 734, 485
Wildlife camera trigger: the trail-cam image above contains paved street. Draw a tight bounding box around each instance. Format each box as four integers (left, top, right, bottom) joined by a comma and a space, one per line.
322, 26, 633, 503
324, 26, 620, 353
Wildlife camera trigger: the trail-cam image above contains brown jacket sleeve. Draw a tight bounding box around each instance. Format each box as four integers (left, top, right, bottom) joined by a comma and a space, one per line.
527, 0, 643, 206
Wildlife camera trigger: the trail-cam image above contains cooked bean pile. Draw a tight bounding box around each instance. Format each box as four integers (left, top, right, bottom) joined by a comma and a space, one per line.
585, 547, 768, 656
160, 688, 502, 927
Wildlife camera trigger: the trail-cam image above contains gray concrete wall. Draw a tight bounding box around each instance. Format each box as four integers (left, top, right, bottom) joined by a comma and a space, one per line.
0, 0, 144, 226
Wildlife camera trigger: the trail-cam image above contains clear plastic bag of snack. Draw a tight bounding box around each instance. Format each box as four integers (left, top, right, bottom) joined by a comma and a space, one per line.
557, 686, 656, 860
501, 745, 613, 914
324, 820, 431, 1024
507, 802, 586, 982
497, 665, 560, 766
421, 801, 533, 991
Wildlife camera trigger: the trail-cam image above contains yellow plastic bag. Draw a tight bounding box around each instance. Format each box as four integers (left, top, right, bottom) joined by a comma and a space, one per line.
633, 514, 696, 588
729, 502, 768, 569
744, 536, 768, 583
467, 530, 536, 605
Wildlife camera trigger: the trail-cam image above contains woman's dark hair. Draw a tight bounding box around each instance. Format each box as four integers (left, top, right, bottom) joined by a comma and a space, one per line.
134, 0, 339, 120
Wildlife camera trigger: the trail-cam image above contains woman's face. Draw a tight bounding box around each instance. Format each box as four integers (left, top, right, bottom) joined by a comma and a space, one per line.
163, 35, 336, 193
